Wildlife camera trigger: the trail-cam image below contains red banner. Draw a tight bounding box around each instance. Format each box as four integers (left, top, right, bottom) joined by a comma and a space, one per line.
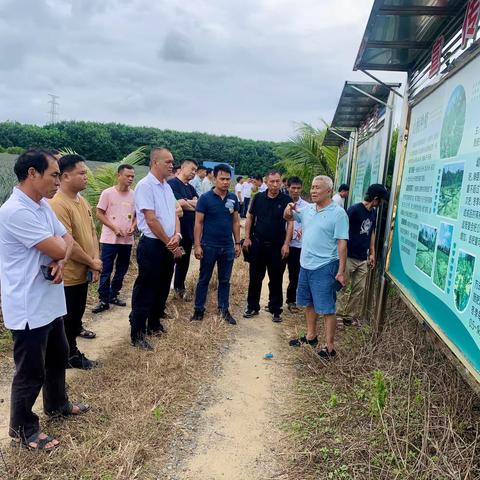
429, 36, 444, 79
462, 0, 480, 49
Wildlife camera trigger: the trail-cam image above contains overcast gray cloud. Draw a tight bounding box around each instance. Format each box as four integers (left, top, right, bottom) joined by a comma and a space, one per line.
0, 0, 404, 141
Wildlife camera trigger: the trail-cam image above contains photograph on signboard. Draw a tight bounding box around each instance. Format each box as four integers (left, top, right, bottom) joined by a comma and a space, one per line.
415, 224, 438, 277
433, 223, 454, 290
440, 85, 466, 159
437, 162, 465, 219
454, 250, 476, 312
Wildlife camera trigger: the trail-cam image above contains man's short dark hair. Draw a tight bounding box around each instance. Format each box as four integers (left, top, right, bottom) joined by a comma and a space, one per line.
181, 158, 198, 167
254, 174, 263, 181
287, 176, 303, 187
236, 176, 243, 182
266, 170, 281, 178
206, 168, 213, 175
58, 154, 87, 175
197, 165, 207, 172
213, 164, 231, 177
118, 163, 134, 173
282, 177, 288, 182
14, 149, 54, 182
339, 183, 349, 192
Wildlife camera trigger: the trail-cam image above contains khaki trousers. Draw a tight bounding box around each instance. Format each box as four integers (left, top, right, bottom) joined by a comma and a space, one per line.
336, 257, 369, 319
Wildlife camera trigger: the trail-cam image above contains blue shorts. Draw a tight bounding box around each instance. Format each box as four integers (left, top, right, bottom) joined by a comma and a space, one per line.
296, 260, 339, 314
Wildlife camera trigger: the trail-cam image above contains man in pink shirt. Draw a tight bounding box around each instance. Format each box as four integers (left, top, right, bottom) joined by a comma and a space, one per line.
92, 164, 136, 313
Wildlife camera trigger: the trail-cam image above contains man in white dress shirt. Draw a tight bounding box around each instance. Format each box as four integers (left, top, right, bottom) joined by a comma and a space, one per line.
0, 149, 89, 451
129, 147, 182, 350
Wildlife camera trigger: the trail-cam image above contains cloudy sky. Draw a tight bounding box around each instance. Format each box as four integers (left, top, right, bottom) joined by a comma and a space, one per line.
0, 0, 405, 141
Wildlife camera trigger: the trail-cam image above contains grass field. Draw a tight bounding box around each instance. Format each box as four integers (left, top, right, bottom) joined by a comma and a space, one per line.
415, 224, 437, 277
433, 249, 449, 289
454, 251, 475, 312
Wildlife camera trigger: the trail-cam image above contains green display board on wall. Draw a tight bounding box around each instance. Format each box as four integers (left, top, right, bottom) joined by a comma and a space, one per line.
351, 124, 388, 204
335, 150, 349, 190
388, 55, 480, 380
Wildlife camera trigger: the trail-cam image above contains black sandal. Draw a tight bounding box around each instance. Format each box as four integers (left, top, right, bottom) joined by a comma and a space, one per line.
12, 432, 59, 451
289, 336, 318, 347
79, 329, 96, 339
318, 346, 337, 359
45, 401, 90, 417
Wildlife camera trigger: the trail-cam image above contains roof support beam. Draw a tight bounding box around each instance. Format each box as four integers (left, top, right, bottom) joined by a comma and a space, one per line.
377, 6, 457, 16
349, 85, 391, 109
360, 69, 404, 99
366, 40, 431, 49
329, 129, 350, 143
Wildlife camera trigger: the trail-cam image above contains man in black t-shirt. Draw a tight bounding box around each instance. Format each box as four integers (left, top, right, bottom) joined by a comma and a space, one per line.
336, 184, 388, 325
243, 171, 293, 322
168, 159, 199, 299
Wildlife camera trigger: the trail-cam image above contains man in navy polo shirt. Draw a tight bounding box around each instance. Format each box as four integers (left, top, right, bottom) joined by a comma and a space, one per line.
191, 164, 241, 324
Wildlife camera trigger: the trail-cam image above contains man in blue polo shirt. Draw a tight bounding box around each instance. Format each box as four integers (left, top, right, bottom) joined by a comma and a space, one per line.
284, 175, 349, 358
191, 164, 241, 324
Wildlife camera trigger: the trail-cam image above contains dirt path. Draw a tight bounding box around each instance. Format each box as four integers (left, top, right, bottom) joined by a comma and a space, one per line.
176, 283, 292, 480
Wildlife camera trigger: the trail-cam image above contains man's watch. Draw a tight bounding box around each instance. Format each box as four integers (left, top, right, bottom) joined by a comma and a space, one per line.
235, 242, 241, 245
176, 232, 183, 240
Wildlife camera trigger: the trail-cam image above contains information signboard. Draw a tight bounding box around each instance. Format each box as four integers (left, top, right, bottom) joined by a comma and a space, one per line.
350, 124, 388, 204
335, 150, 349, 189
388, 55, 480, 380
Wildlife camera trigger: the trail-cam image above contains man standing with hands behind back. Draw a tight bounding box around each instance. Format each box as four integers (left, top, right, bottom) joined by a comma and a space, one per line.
129, 147, 182, 350
92, 164, 136, 314
49, 154, 101, 370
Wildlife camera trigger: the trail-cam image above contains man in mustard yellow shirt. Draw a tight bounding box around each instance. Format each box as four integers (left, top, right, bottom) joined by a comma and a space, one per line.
49, 154, 101, 370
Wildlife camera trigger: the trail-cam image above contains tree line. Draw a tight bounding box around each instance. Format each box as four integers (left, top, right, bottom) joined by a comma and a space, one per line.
0, 121, 283, 176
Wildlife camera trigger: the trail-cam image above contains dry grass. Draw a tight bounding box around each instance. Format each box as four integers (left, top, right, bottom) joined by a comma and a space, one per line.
0, 258, 250, 480
281, 287, 480, 480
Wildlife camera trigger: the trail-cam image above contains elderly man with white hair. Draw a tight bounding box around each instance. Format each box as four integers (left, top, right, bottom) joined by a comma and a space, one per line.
284, 175, 349, 358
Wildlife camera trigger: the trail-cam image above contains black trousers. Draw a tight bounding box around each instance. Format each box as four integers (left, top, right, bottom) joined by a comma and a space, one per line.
286, 246, 301, 304
173, 236, 193, 292
130, 236, 175, 342
9, 317, 69, 440
247, 239, 287, 315
98, 243, 132, 303
64, 282, 89, 357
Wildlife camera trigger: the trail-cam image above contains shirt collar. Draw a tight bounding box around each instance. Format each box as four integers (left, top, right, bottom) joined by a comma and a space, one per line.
147, 172, 165, 186
13, 186, 43, 211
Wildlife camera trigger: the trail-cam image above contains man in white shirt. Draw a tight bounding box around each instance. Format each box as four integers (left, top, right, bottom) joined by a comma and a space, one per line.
332, 184, 349, 208
285, 177, 309, 312
129, 147, 182, 350
241, 177, 253, 217
201, 168, 214, 194
189, 165, 207, 197
235, 176, 244, 215
0, 149, 89, 451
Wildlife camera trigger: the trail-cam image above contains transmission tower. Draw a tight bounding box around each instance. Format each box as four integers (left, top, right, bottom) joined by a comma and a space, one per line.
48, 94, 59, 124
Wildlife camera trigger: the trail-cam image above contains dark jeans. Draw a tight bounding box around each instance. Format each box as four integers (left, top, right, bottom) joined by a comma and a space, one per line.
9, 317, 69, 440
286, 246, 301, 304
64, 282, 89, 357
130, 236, 175, 342
247, 239, 287, 315
194, 245, 235, 312
242, 197, 251, 218
98, 243, 132, 303
174, 236, 193, 292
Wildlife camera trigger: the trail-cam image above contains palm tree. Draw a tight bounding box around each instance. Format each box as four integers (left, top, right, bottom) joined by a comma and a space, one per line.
275, 122, 337, 190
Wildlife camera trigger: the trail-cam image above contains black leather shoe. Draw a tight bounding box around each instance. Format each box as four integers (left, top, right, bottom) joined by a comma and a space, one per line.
110, 297, 126, 307
220, 309, 237, 325
272, 314, 282, 323
190, 309, 204, 321
68, 353, 98, 370
132, 339, 154, 351
92, 301, 109, 314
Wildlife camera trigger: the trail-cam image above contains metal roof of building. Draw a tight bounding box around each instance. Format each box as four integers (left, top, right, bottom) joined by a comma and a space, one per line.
354, 0, 469, 72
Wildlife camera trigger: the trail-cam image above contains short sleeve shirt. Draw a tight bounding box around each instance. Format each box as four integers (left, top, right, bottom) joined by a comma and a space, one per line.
135, 172, 176, 239
234, 183, 243, 201
294, 202, 349, 270
49, 191, 96, 286
249, 191, 292, 245
346, 203, 377, 261
196, 190, 239, 247
97, 187, 135, 245
168, 177, 197, 241
0, 188, 67, 330
242, 182, 253, 199
332, 193, 345, 208
189, 176, 203, 197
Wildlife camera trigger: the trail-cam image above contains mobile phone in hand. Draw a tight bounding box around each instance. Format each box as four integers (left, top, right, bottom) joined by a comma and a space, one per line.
40, 265, 55, 281
334, 280, 343, 292
87, 271, 93, 283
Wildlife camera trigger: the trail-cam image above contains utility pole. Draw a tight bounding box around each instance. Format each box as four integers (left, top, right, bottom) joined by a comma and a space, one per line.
47, 94, 59, 124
